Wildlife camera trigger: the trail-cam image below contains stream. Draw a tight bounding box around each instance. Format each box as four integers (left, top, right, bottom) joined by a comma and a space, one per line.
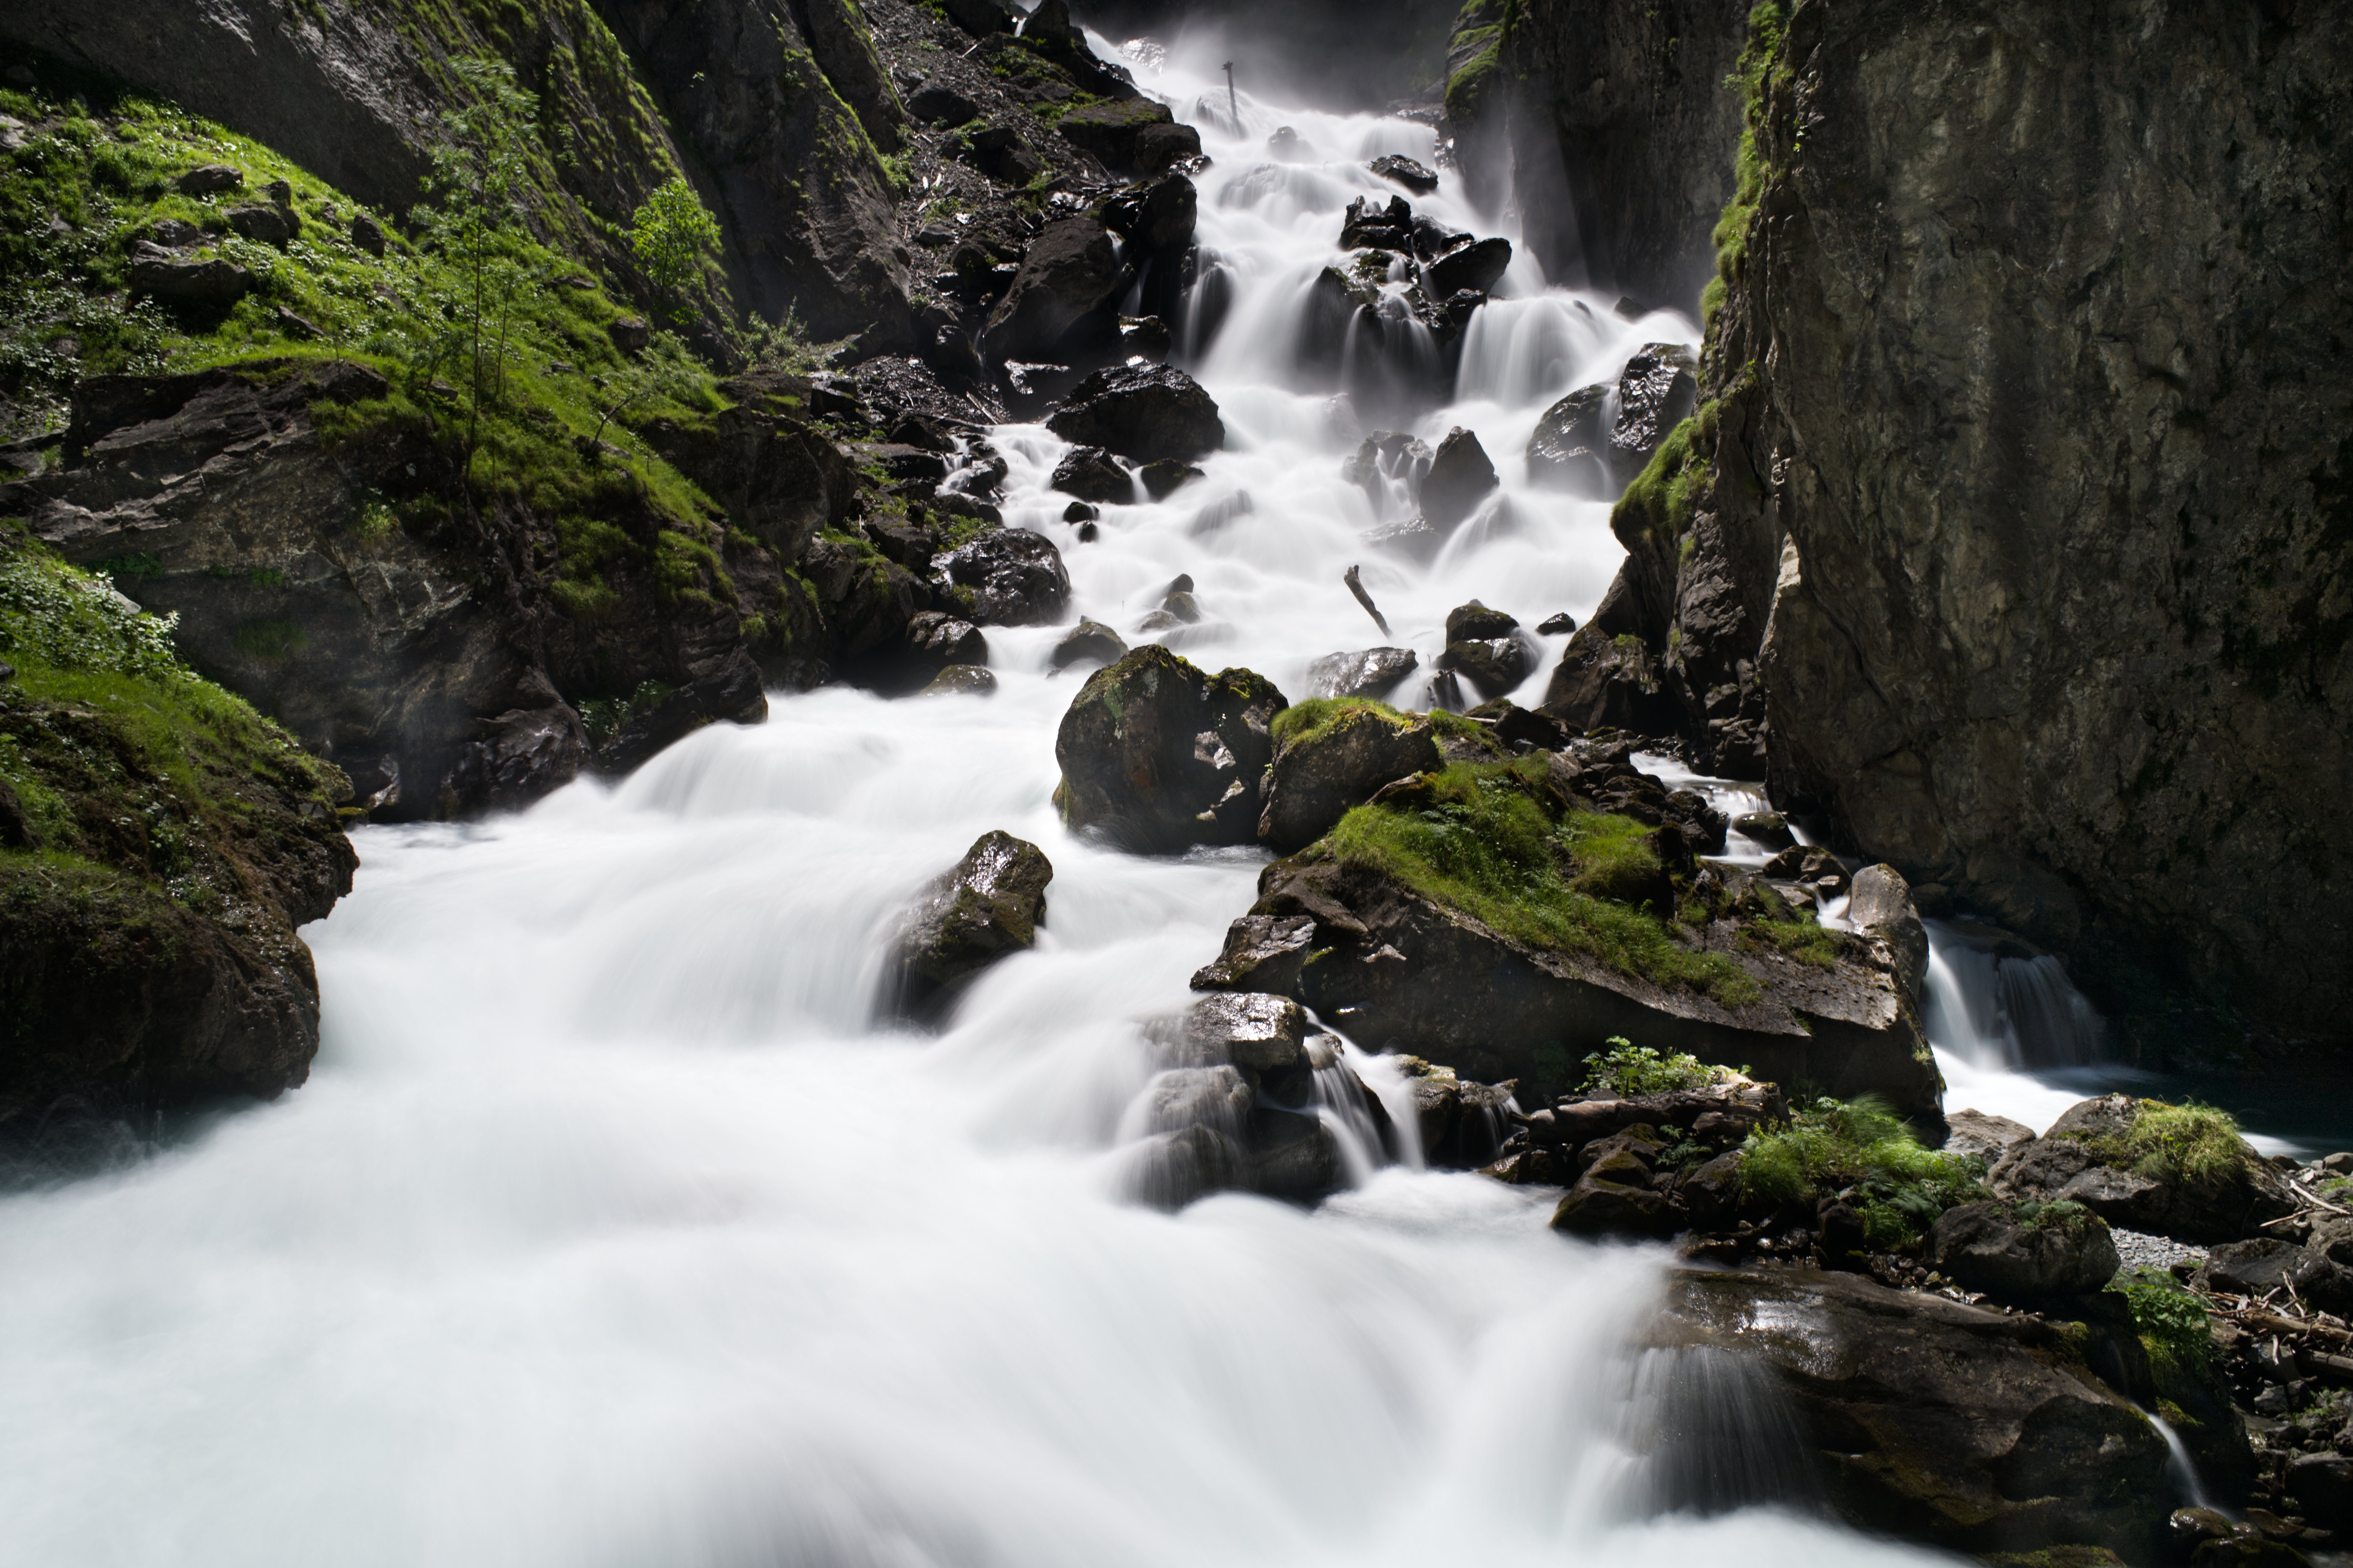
0, 36, 2303, 1568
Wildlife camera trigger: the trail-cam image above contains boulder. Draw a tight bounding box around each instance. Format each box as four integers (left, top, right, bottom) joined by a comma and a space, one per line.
1045, 364, 1225, 464
1653, 1268, 2171, 1557
1051, 445, 1131, 503
1138, 459, 1201, 499
1395, 1057, 1516, 1168
907, 80, 979, 126
1257, 703, 1445, 853
893, 610, 988, 689
175, 162, 244, 195
1541, 622, 1680, 736
1734, 810, 1797, 850
1101, 172, 1198, 253
1057, 97, 1201, 175
1368, 154, 1439, 195
931, 528, 1070, 626
439, 699, 587, 815
349, 211, 386, 255
1988, 1096, 2298, 1245
2288, 1455, 2353, 1532
1435, 636, 1530, 700
1927, 1201, 2122, 1304
129, 256, 253, 304
1189, 913, 1318, 996
1424, 236, 1512, 298
1050, 618, 1127, 671
1420, 426, 1498, 529
1304, 647, 1419, 700
1341, 430, 1432, 513
920, 664, 997, 696
1444, 600, 1519, 642
1846, 863, 1929, 998
1340, 194, 1413, 249
1535, 612, 1577, 636
1550, 1124, 1680, 1237
2197, 1238, 2353, 1315
981, 216, 1121, 362
886, 830, 1053, 1021
1053, 646, 1286, 853
1525, 383, 1610, 493
596, 650, 769, 773
1944, 1108, 2037, 1162
225, 202, 295, 245
1607, 342, 1698, 485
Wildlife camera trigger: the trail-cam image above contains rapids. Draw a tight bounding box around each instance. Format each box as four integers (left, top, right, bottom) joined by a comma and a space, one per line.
0, 34, 2144, 1568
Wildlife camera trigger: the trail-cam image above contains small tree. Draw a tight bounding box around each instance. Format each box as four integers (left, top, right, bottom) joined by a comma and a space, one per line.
628, 176, 722, 324
411, 56, 539, 462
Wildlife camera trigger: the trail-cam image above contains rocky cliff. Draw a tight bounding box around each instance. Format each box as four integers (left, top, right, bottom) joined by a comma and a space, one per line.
1494, 0, 2353, 1054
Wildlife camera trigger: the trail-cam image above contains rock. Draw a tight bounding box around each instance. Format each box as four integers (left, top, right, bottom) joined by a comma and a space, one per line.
1525, 383, 1610, 494
128, 256, 253, 304
1396, 1057, 1517, 1168
1137, 459, 1201, 499
2288, 1455, 2353, 1532
348, 211, 386, 256
2198, 1239, 2353, 1316
175, 162, 244, 195
225, 202, 294, 245
1368, 154, 1438, 194
1053, 646, 1286, 853
1444, 601, 1519, 642
1928, 1200, 2122, 1304
1541, 621, 1680, 736
1945, 1108, 2037, 1162
1057, 97, 1201, 176
1653, 1268, 2170, 1556
886, 830, 1052, 1020
1361, 515, 1442, 563
1340, 193, 1413, 249
891, 610, 988, 689
1535, 612, 1577, 636
1434, 636, 1530, 701
1100, 172, 1198, 253
980, 216, 1120, 362
1341, 430, 1432, 513
1846, 863, 1929, 998
596, 650, 768, 773
1424, 235, 1512, 298
907, 80, 979, 126
1304, 647, 1419, 701
608, 316, 651, 352
1062, 501, 1099, 524
1988, 1097, 2298, 1244
931, 528, 1070, 626
1045, 363, 1224, 464
1257, 703, 1445, 854
1160, 589, 1201, 624
1189, 914, 1317, 995
1264, 125, 1312, 162
920, 664, 997, 696
1049, 618, 1127, 671
1551, 1125, 1679, 1237
1420, 427, 1498, 529
939, 0, 1015, 35
1607, 342, 1698, 485
1051, 444, 1131, 503
1734, 810, 1796, 850
439, 700, 588, 815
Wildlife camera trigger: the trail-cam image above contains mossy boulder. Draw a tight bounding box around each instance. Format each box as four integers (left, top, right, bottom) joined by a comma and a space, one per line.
885, 830, 1052, 1022
1055, 97, 1199, 176
1053, 645, 1285, 853
1988, 1095, 2297, 1244
1256, 698, 1445, 854
1927, 1200, 2122, 1305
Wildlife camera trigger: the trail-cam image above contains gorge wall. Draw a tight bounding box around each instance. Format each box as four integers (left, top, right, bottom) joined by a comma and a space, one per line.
1486, 0, 2353, 1054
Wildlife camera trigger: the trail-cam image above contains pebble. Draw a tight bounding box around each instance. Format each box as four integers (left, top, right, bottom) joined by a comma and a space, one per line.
2113, 1227, 2204, 1274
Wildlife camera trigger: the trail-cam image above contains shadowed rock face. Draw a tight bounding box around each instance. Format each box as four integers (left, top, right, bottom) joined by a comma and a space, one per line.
1053, 646, 1286, 853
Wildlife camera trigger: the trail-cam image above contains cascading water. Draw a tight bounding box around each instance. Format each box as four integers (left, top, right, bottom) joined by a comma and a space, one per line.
0, 40, 1978, 1568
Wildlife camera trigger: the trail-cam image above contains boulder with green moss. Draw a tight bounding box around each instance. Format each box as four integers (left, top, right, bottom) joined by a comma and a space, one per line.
1224, 753, 1941, 1110
1052, 645, 1285, 854
1255, 698, 1447, 854
1989, 1095, 2296, 1245
1927, 1200, 2121, 1305
0, 532, 355, 1119
885, 830, 1051, 1022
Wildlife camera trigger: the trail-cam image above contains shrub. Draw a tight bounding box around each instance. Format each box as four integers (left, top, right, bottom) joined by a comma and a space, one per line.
2108, 1266, 2213, 1372
1579, 1038, 1742, 1098
1741, 1094, 1985, 1247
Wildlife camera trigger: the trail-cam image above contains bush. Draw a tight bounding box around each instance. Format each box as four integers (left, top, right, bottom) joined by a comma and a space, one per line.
1579, 1038, 1742, 1098
2108, 1266, 2213, 1372
2122, 1101, 2248, 1185
1740, 1094, 1985, 1247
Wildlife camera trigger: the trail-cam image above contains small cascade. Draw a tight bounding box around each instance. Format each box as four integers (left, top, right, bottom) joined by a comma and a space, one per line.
1923, 923, 2108, 1072
2150, 1411, 2222, 1514
1618, 1344, 1820, 1518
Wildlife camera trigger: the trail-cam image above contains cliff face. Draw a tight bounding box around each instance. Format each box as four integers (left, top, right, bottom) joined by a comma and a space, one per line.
1509, 0, 2353, 1047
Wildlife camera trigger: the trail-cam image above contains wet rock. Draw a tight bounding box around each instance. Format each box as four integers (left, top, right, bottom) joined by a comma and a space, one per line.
1258, 703, 1444, 854
1444, 601, 1520, 642
931, 528, 1070, 626
1653, 1268, 2170, 1556
887, 830, 1053, 1021
648, 402, 856, 560
1607, 342, 1699, 485
890, 610, 988, 691
1340, 193, 1413, 249
1159, 589, 1202, 624
1988, 1096, 2298, 1245
1368, 154, 1439, 195
907, 80, 979, 126
596, 650, 769, 773
981, 216, 1120, 362
1435, 636, 1531, 701
1420, 427, 1498, 529
1467, 698, 1571, 752
920, 664, 997, 697
1305, 647, 1419, 700
129, 256, 253, 304
1190, 913, 1317, 995
1138, 459, 1201, 499
1340, 430, 1432, 512
1046, 363, 1225, 464
440, 698, 588, 815
1051, 444, 1131, 503
1734, 810, 1796, 850
1050, 618, 1127, 671
175, 162, 243, 195
1945, 1108, 2037, 1162
1424, 236, 1512, 298
2288, 1455, 2353, 1532
1054, 646, 1286, 853
1526, 383, 1610, 494
1397, 1057, 1517, 1168
1057, 97, 1201, 176
1541, 621, 1680, 737
1928, 1200, 2121, 1304
1264, 125, 1312, 162
1062, 501, 1099, 524
1535, 612, 1578, 636
1100, 172, 1198, 253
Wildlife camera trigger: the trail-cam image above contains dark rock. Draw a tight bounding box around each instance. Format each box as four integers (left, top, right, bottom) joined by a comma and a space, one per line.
1361, 515, 1441, 562
1051, 444, 1131, 503
347, 210, 386, 255
1258, 703, 1444, 853
1062, 501, 1099, 524
1057, 97, 1200, 176
1340, 430, 1432, 512
1100, 172, 1197, 253
608, 316, 651, 352
907, 80, 979, 126
1045, 363, 1224, 464
1444, 600, 1519, 643
1928, 1201, 2122, 1305
920, 664, 997, 697
1409, 214, 1473, 262
1420, 427, 1497, 529
1551, 1125, 1679, 1236
1159, 589, 1201, 624
225, 201, 294, 245
1424, 236, 1512, 298
1607, 342, 1698, 485
2198, 1239, 2353, 1316
1049, 617, 1126, 670
940, 0, 1015, 38
1368, 154, 1438, 195
129, 257, 253, 304
1526, 383, 1610, 494
596, 650, 768, 773
961, 122, 1041, 185
1435, 636, 1531, 701
1398, 1057, 1516, 1168
1535, 612, 1577, 636
1988, 1096, 2298, 1244
175, 162, 243, 195
1264, 125, 1311, 162
931, 527, 1070, 626
887, 830, 1052, 1021
1053, 645, 1285, 853
1305, 647, 1419, 701
1138, 459, 1201, 499
643, 401, 856, 561
1847, 863, 1929, 999
1190, 914, 1317, 995
895, 610, 988, 688
1340, 194, 1413, 249
440, 700, 587, 815
981, 216, 1120, 362
2288, 1455, 2353, 1532
1734, 811, 1796, 851
1541, 620, 1680, 737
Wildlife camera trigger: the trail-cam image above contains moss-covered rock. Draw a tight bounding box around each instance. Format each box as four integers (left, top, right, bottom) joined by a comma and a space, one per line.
0, 528, 355, 1119
1989, 1096, 2296, 1246
1257, 698, 1447, 854
1053, 645, 1285, 854
885, 829, 1051, 1022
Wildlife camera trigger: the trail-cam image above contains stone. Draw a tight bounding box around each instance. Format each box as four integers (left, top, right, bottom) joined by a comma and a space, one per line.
1420, 426, 1498, 529
1734, 811, 1796, 851
1361, 515, 1441, 563
1051, 444, 1131, 503
348, 210, 386, 256
940, 0, 1015, 37
175, 162, 243, 195
907, 80, 979, 126
1424, 235, 1512, 298
1434, 636, 1530, 701
1551, 1126, 1679, 1237
1607, 342, 1698, 485
1190, 914, 1318, 996
1525, 383, 1611, 494
1443, 600, 1520, 642
1396, 1058, 1517, 1168
439, 701, 587, 815
982, 216, 1121, 362
1989, 1097, 2299, 1245
596, 651, 769, 774
1100, 172, 1198, 253
1053, 646, 1286, 853
1945, 1108, 2037, 1162
920, 664, 997, 696
1160, 590, 1201, 624
1264, 125, 1312, 162
1304, 647, 1419, 700
894, 610, 987, 685
1846, 862, 1929, 998
886, 830, 1052, 1020
225, 201, 293, 245
1339, 194, 1412, 249
1057, 97, 1201, 175
2288, 1455, 2353, 1532
128, 256, 253, 304
1928, 1200, 2122, 1304
1367, 154, 1439, 194
2198, 1239, 2353, 1315
1062, 501, 1099, 524
1536, 612, 1577, 636
1050, 618, 1127, 671
1541, 622, 1680, 737
1137, 460, 1201, 499
608, 316, 651, 352
1257, 703, 1444, 853
1045, 364, 1225, 464
931, 528, 1070, 626
1340, 430, 1432, 511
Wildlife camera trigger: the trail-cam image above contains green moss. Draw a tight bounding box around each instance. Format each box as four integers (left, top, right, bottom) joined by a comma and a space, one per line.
1322, 758, 1760, 1005
1742, 908, 1844, 968
1612, 401, 1719, 545
2058, 1099, 2250, 1186
1270, 695, 1491, 750
1740, 1094, 1985, 1244
1704, 3, 1793, 332
1443, 0, 1520, 124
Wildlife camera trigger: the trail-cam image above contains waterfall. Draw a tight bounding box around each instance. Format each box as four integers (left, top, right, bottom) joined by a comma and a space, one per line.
1619, 1345, 1821, 1519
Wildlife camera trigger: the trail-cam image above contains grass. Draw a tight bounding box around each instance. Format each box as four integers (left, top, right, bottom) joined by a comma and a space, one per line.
1322, 758, 1763, 1006
2059, 1099, 2251, 1186
1702, 1, 1792, 332
1270, 696, 1493, 751
1741, 1093, 1985, 1246
2108, 1265, 2214, 1372
1579, 1039, 1745, 1097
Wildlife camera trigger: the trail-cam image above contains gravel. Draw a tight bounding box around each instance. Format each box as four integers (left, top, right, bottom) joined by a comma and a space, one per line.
2112, 1227, 2205, 1275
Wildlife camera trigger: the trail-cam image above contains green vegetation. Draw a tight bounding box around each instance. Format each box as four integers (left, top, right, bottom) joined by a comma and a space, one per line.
1702, 1, 1793, 330
1445, 0, 1521, 124
2108, 1266, 2214, 1373
1579, 1039, 1745, 1097
628, 176, 724, 323
1740, 1094, 1985, 1246
1611, 399, 1719, 548
2059, 1099, 2251, 1186
1321, 758, 1763, 1006
1270, 696, 1493, 751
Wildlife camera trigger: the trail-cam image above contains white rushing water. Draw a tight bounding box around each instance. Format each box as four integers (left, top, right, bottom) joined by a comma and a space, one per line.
0, 43, 1987, 1568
